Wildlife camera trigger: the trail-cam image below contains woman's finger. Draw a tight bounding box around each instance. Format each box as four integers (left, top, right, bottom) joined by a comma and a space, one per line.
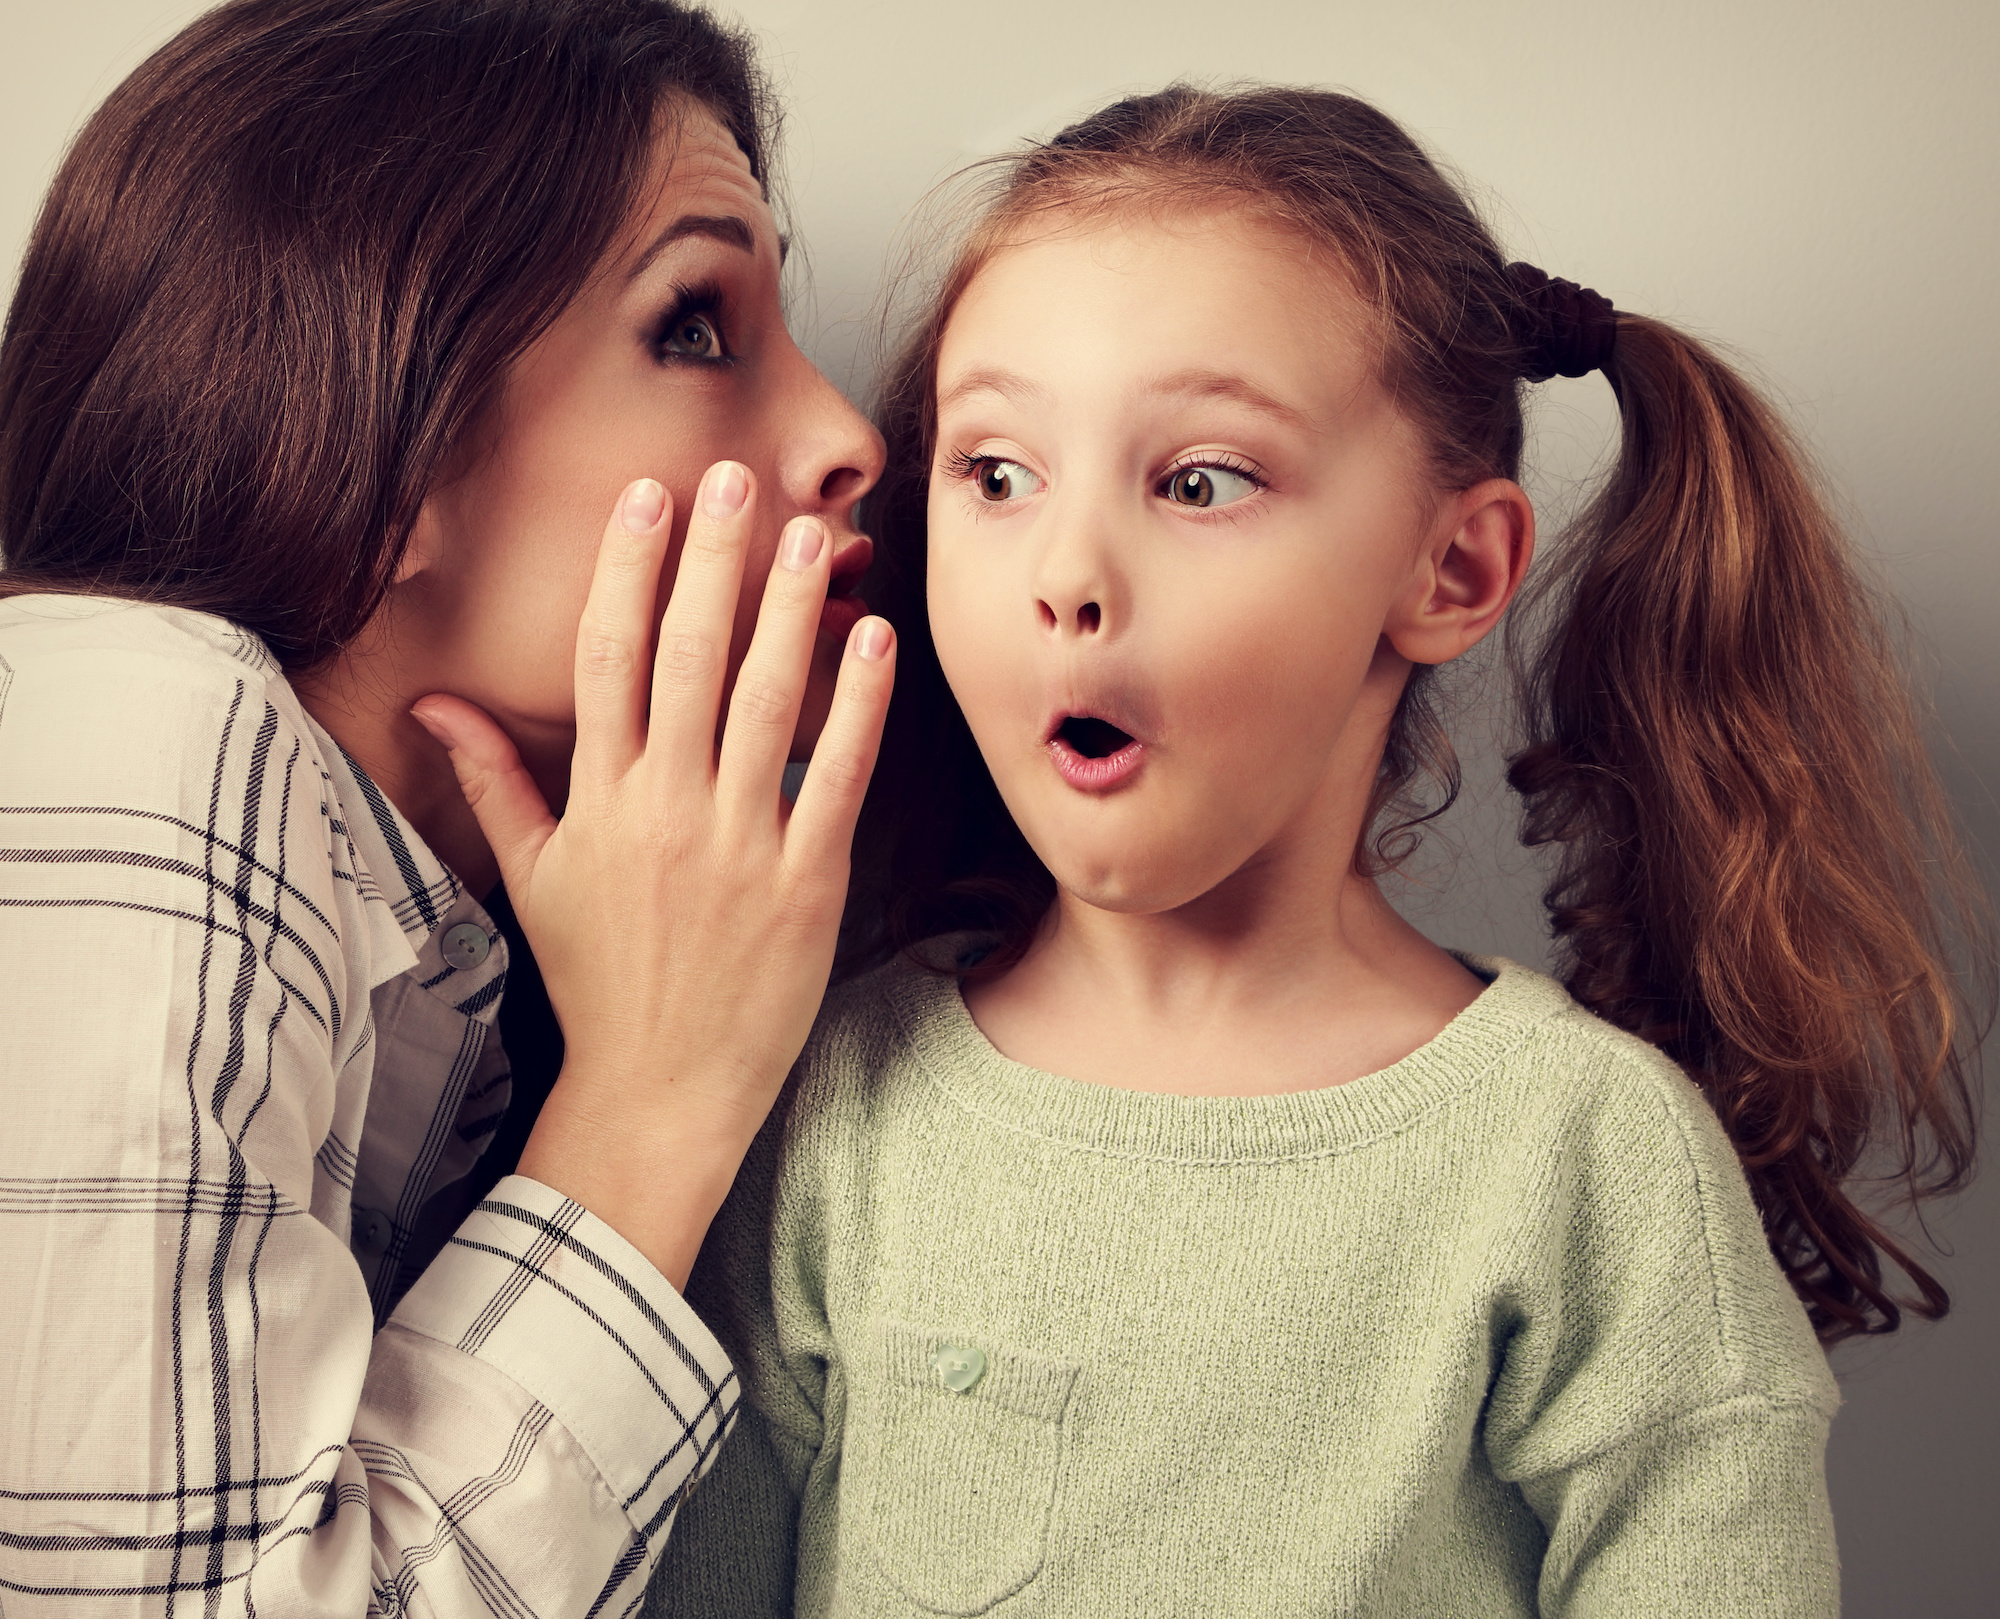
784, 614, 895, 873
715, 515, 833, 825
407, 694, 558, 900
646, 459, 755, 775
571, 478, 674, 789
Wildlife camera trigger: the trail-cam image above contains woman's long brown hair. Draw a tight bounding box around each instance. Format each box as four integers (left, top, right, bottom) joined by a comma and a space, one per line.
851, 84, 1991, 1345
0, 0, 773, 670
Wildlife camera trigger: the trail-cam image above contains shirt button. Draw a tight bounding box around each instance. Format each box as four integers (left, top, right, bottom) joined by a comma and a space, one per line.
352, 1207, 393, 1256
931, 1344, 987, 1393
441, 922, 491, 970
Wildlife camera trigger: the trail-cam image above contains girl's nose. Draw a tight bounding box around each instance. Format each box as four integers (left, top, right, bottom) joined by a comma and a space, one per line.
1038, 597, 1102, 636
1032, 498, 1117, 639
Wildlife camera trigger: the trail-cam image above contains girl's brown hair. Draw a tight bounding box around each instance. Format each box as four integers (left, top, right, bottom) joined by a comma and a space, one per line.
0, 0, 771, 669
851, 84, 1990, 1346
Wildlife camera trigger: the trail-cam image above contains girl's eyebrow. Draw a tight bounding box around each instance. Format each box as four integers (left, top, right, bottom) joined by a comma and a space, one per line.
1147, 368, 1311, 429
937, 364, 1308, 430
937, 366, 1049, 415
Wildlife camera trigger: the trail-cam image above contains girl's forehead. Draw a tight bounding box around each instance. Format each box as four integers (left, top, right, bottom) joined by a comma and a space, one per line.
936, 209, 1379, 413
956, 206, 1370, 336
982, 201, 1322, 284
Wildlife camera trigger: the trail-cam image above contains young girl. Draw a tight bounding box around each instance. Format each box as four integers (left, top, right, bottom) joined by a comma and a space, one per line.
644, 86, 1985, 1617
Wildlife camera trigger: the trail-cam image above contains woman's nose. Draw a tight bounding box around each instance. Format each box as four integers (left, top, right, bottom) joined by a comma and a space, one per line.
771, 348, 885, 517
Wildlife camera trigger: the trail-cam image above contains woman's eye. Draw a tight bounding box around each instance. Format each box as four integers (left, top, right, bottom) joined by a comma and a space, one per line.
1161, 464, 1258, 508
663, 313, 723, 358
974, 459, 1041, 503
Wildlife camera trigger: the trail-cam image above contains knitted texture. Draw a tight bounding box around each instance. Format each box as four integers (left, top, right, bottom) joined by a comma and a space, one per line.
646, 952, 1841, 1618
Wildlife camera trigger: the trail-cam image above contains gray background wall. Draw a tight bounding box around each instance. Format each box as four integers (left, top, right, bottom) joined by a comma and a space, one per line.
5, 0, 1994, 1610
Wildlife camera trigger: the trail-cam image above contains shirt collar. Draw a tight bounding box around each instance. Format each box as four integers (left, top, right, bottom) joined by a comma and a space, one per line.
310, 721, 510, 1026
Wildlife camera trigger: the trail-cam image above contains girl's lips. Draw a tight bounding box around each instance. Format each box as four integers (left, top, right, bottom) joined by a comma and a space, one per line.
1048, 732, 1146, 792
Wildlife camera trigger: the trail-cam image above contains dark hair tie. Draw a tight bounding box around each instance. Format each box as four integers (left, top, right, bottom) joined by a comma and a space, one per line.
1506, 262, 1618, 381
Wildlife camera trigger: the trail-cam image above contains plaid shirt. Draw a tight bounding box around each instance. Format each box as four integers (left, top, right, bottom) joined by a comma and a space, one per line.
0, 596, 738, 1616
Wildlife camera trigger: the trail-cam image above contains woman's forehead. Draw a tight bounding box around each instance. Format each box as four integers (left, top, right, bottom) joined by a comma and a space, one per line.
619, 110, 775, 264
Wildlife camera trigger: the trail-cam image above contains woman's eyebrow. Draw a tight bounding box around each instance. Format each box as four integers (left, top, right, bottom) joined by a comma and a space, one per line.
627, 213, 763, 281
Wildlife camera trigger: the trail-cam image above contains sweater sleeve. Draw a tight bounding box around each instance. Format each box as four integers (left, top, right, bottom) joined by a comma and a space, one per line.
1517, 1394, 1839, 1617
1484, 1012, 1843, 1618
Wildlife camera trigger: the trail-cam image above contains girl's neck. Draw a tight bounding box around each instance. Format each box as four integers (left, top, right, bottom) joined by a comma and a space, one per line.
963, 849, 1488, 1100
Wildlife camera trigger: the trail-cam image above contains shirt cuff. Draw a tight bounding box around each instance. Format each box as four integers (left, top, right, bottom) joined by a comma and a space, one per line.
386, 1174, 739, 1543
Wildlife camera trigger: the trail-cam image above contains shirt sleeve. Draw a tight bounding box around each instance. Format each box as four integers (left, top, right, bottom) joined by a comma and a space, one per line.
0, 609, 737, 1617
644, 1080, 827, 1619
363, 1178, 741, 1619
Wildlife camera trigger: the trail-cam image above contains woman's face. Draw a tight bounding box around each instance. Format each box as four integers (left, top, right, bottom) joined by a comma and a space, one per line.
403, 109, 883, 772
927, 208, 1449, 915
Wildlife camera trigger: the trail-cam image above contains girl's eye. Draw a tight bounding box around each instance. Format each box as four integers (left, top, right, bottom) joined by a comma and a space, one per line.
974, 459, 1041, 503
1161, 464, 1259, 508
663, 312, 723, 359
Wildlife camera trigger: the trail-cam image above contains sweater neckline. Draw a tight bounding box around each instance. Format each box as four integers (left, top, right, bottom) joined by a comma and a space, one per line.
882, 949, 1576, 1163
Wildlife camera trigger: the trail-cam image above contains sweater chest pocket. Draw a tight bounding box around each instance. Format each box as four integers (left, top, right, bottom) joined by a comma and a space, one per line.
845, 1323, 1081, 1616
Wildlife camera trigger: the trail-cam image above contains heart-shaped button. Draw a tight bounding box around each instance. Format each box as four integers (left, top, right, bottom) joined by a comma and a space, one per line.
930, 1344, 987, 1393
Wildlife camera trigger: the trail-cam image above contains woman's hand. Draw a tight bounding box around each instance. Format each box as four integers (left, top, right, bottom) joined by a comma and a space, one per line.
408, 464, 894, 1290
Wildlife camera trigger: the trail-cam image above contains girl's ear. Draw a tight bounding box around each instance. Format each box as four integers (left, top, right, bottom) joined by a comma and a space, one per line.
1384, 477, 1535, 666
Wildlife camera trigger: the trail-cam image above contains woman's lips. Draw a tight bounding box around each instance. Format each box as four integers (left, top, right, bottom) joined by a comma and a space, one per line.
818, 533, 873, 639
818, 591, 866, 639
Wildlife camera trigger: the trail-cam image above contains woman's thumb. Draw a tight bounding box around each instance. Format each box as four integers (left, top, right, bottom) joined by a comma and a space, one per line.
409, 695, 557, 897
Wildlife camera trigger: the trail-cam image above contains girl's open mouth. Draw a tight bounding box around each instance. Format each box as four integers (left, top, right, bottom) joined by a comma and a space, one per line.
1048, 714, 1145, 791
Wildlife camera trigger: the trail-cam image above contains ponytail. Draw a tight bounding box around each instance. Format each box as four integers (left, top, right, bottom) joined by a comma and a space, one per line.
1507, 314, 1992, 1344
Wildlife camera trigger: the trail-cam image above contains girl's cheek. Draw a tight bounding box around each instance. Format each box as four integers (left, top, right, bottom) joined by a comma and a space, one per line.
927, 576, 986, 715
929, 542, 1000, 655
934, 613, 1008, 728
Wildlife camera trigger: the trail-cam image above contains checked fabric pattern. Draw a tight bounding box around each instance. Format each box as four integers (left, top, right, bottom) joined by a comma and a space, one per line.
0, 596, 739, 1617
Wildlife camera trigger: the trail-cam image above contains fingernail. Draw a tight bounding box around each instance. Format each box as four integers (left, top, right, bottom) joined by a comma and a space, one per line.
408, 705, 455, 749
622, 478, 665, 534
853, 617, 891, 661
701, 461, 748, 520
780, 517, 826, 572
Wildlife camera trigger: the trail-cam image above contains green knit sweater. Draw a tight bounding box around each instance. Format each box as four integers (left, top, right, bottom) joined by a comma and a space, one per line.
645, 950, 1840, 1618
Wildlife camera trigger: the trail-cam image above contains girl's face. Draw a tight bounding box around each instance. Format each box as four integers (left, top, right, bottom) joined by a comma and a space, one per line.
927, 208, 1467, 915
402, 111, 882, 773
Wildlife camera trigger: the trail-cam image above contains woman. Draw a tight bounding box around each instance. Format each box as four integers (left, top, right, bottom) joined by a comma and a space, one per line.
0, 1, 890, 1613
